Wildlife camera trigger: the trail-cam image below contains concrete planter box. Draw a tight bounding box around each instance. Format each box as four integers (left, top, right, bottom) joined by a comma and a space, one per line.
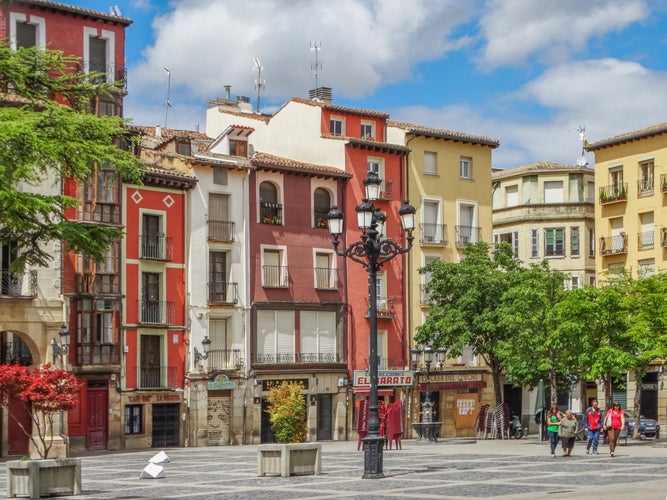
257, 443, 321, 477
6, 458, 82, 499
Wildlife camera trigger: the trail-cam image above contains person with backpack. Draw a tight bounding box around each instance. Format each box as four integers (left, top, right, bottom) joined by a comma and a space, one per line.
546, 405, 562, 457
583, 399, 604, 455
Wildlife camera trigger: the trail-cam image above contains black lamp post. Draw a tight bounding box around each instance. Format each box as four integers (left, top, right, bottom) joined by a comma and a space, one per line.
51, 324, 71, 364
194, 336, 212, 365
411, 344, 446, 442
327, 172, 415, 479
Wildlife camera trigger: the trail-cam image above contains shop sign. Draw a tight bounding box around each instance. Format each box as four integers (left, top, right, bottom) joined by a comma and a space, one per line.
427, 372, 483, 383
261, 378, 309, 391
353, 370, 413, 387
207, 374, 236, 391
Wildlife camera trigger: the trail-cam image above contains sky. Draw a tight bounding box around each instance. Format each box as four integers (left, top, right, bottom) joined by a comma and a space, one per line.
64, 0, 667, 169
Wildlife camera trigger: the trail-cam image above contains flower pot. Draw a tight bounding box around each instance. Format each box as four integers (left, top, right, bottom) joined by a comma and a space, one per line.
6, 458, 82, 499
257, 443, 321, 477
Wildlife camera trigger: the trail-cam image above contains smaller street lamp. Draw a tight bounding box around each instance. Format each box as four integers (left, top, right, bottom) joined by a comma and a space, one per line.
51, 325, 70, 363
411, 344, 446, 442
194, 336, 212, 365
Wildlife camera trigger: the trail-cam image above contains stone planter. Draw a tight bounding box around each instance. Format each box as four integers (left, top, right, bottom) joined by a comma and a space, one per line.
257, 443, 322, 477
6, 458, 82, 499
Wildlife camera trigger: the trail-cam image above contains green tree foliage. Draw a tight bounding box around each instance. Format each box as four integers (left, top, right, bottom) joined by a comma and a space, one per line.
0, 43, 141, 270
416, 242, 520, 404
266, 382, 307, 443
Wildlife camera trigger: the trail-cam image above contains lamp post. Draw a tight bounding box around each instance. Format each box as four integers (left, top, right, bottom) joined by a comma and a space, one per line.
194, 336, 212, 365
327, 172, 415, 479
411, 344, 446, 442
51, 324, 71, 364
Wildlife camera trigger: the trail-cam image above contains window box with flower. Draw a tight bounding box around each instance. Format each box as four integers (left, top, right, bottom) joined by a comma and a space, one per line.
315, 218, 328, 229
262, 214, 282, 225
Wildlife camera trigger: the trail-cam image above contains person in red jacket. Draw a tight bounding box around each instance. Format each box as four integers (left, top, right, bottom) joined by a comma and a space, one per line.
604, 401, 626, 457
583, 399, 604, 455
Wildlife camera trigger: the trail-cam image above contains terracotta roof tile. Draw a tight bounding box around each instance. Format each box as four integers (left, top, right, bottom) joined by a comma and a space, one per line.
14, 0, 132, 25
290, 97, 389, 119
251, 152, 351, 179
388, 120, 500, 148
492, 161, 592, 179
586, 122, 667, 151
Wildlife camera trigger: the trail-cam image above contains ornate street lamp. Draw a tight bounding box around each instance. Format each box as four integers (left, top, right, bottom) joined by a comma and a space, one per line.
194, 336, 212, 365
411, 344, 446, 442
327, 175, 415, 479
51, 324, 71, 364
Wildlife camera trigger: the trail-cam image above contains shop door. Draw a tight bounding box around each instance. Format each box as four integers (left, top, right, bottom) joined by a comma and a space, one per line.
640, 373, 658, 419
260, 400, 276, 444
86, 383, 108, 450
317, 394, 333, 441
8, 398, 30, 454
152, 403, 180, 447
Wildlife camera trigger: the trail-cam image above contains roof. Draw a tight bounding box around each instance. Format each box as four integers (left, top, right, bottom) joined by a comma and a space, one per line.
388, 120, 500, 148
10, 0, 133, 25
586, 122, 667, 151
129, 125, 210, 144
290, 97, 389, 119
492, 161, 593, 180
139, 164, 197, 190
346, 138, 410, 155
251, 152, 351, 179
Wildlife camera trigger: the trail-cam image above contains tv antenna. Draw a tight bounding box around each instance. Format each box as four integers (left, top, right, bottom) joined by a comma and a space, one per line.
253, 57, 265, 113
163, 67, 172, 127
576, 125, 588, 167
310, 40, 322, 89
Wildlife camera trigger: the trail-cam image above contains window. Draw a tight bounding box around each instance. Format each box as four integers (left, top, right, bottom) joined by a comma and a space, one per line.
459, 157, 472, 179
16, 21, 37, 48
10, 13, 45, 50
229, 139, 247, 157
256, 310, 295, 362
314, 252, 335, 289
421, 200, 443, 243
208, 193, 232, 241
638, 160, 654, 196
494, 231, 519, 258
506, 185, 519, 207
300, 311, 336, 362
610, 168, 624, 196
77, 298, 118, 347
141, 213, 168, 260
209, 251, 228, 303
78, 163, 120, 224
1, 240, 19, 296
124, 405, 143, 434
360, 121, 375, 139
141, 272, 163, 323
544, 228, 565, 257
259, 181, 282, 224
423, 152, 437, 175
84, 28, 115, 83
571, 275, 580, 289
209, 318, 237, 368
570, 227, 580, 257
587, 181, 595, 202
457, 203, 478, 245
640, 212, 654, 249
589, 228, 595, 257
638, 259, 655, 277
544, 181, 564, 203
367, 157, 387, 196
330, 116, 344, 136
530, 229, 539, 258
213, 167, 228, 185
313, 188, 331, 228
262, 249, 287, 287
176, 140, 191, 156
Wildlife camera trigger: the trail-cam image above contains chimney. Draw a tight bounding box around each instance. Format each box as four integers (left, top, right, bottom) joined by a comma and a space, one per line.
155, 125, 161, 138
224, 85, 231, 100
309, 87, 332, 104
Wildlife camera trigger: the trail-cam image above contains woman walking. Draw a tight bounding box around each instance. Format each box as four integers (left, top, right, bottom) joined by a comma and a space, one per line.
604, 401, 625, 457
546, 405, 562, 457
559, 410, 578, 456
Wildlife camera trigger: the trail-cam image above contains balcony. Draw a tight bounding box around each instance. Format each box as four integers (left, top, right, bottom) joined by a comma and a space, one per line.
260, 203, 283, 225
208, 282, 239, 305
76, 273, 120, 294
315, 267, 337, 289
364, 356, 404, 370
599, 234, 628, 256
76, 344, 120, 365
661, 228, 667, 247
661, 174, 667, 194
208, 220, 235, 242
377, 180, 394, 201
139, 365, 178, 389
253, 352, 343, 365
1, 270, 37, 298
420, 284, 432, 305
140, 234, 173, 261
137, 300, 175, 325
365, 296, 396, 319
455, 226, 481, 247
599, 183, 628, 204
206, 349, 243, 371
638, 230, 654, 250
637, 178, 654, 198
420, 223, 447, 245
263, 265, 289, 288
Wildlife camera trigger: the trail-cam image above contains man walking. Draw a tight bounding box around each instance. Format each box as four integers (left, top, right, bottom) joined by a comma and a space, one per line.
584, 399, 604, 455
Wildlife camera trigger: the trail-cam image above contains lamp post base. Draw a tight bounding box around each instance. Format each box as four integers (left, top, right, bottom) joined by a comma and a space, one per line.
362, 435, 385, 479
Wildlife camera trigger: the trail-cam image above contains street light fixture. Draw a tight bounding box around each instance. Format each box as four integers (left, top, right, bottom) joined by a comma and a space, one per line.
327, 174, 415, 479
411, 344, 446, 442
51, 324, 71, 363
194, 336, 212, 365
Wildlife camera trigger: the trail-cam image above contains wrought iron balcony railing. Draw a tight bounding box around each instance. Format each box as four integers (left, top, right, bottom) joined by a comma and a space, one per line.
637, 178, 654, 198
253, 352, 342, 364
599, 183, 628, 204
262, 265, 289, 288
365, 296, 396, 318
455, 226, 481, 246
140, 234, 173, 261
638, 230, 654, 250
139, 365, 178, 389
1, 270, 37, 298
419, 223, 447, 244
208, 282, 239, 304
206, 349, 243, 370
314, 267, 337, 289
364, 356, 405, 370
137, 300, 175, 325
208, 220, 235, 242
599, 234, 628, 255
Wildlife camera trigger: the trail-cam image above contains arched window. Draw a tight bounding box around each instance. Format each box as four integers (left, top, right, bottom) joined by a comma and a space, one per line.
313, 188, 331, 228
259, 181, 282, 224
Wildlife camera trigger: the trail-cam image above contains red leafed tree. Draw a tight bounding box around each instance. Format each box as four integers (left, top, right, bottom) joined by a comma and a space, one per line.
0, 363, 81, 459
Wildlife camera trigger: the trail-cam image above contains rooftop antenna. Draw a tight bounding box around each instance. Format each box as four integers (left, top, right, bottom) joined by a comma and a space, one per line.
310, 40, 322, 89
163, 67, 172, 127
576, 126, 588, 167
253, 57, 265, 113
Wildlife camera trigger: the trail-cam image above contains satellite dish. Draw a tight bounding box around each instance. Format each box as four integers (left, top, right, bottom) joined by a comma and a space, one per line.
577, 155, 588, 167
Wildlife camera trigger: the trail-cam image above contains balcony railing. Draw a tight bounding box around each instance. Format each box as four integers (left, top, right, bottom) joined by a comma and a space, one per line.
140, 234, 173, 261
139, 365, 178, 389
661, 228, 667, 247
420, 223, 447, 244
315, 267, 337, 289
76, 273, 121, 294
260, 203, 283, 225
661, 174, 667, 194
253, 352, 342, 364
76, 344, 120, 365
637, 178, 654, 198
1, 270, 37, 298
208, 220, 235, 242
365, 296, 396, 318
206, 349, 244, 371
420, 284, 432, 305
599, 234, 628, 256
137, 300, 175, 325
364, 356, 404, 370
638, 230, 654, 250
377, 180, 394, 201
262, 265, 289, 288
455, 226, 481, 246
599, 183, 628, 204
208, 282, 239, 304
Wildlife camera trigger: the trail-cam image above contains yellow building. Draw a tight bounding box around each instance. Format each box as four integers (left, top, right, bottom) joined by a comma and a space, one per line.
387, 121, 499, 438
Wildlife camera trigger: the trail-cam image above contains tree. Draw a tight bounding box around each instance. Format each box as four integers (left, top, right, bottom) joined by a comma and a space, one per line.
0, 43, 141, 271
0, 363, 81, 459
416, 242, 520, 404
266, 382, 307, 443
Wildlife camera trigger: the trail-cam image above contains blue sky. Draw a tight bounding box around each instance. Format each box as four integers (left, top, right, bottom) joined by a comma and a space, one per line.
65, 0, 667, 168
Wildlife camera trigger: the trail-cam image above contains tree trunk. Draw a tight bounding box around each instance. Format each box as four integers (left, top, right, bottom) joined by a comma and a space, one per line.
632, 370, 644, 439
491, 366, 502, 406
549, 370, 558, 407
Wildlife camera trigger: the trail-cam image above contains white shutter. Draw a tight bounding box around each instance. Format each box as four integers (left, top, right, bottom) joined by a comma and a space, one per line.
318, 312, 336, 354
276, 310, 294, 354
257, 311, 275, 355
300, 311, 317, 354
544, 181, 563, 203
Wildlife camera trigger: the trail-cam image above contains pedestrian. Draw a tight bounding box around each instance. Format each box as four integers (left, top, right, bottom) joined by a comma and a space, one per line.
583, 399, 604, 455
559, 410, 578, 456
546, 405, 561, 457
604, 401, 625, 457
